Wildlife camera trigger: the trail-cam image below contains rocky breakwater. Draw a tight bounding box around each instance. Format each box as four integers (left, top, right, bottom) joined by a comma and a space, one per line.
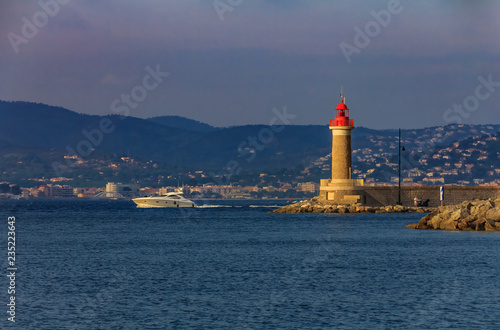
271, 197, 433, 214
406, 199, 500, 231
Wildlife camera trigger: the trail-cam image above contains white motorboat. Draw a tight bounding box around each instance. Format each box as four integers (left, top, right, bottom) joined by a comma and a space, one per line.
132, 192, 196, 208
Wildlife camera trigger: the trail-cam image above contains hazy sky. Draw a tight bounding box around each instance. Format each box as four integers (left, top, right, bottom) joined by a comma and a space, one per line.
1, 0, 499, 129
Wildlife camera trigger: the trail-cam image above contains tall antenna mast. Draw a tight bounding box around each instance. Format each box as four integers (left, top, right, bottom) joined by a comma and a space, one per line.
340, 86, 345, 102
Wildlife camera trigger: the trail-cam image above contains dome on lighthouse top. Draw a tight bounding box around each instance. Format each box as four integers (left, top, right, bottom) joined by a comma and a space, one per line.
331, 87, 354, 128
336, 99, 349, 111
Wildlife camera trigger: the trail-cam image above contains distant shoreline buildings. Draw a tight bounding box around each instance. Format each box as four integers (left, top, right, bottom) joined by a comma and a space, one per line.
1, 181, 320, 200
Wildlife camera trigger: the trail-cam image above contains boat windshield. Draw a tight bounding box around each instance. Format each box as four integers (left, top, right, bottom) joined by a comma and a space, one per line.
162, 194, 182, 199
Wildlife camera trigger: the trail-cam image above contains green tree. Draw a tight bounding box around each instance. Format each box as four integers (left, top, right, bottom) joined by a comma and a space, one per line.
10, 185, 21, 195
0, 183, 9, 193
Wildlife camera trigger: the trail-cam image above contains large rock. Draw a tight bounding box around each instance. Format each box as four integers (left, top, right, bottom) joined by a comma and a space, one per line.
355, 206, 365, 213
470, 219, 486, 231
486, 207, 500, 222
407, 199, 500, 231
338, 207, 348, 214
470, 200, 494, 219
485, 221, 497, 232
365, 207, 375, 213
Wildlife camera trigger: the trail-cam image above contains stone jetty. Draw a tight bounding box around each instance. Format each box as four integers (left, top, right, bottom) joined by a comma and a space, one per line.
271, 197, 434, 214
406, 198, 500, 231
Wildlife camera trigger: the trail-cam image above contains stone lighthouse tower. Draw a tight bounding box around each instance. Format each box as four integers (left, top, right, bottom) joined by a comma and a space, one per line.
331, 91, 353, 180
319, 89, 364, 204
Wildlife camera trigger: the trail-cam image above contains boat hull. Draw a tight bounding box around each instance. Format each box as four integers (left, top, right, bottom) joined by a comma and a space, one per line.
132, 197, 196, 208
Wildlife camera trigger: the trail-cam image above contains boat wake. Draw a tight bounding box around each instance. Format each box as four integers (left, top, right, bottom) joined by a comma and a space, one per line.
248, 205, 283, 208
195, 204, 242, 208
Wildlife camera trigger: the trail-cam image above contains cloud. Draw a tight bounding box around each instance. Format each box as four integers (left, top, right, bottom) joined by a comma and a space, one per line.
0, 0, 499, 129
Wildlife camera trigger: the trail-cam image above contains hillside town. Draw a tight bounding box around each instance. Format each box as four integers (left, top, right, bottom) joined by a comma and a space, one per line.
2, 122, 499, 200
2, 130, 500, 200
310, 129, 500, 186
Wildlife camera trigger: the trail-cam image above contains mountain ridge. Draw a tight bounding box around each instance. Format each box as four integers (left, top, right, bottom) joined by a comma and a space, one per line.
147, 115, 218, 133
1, 100, 499, 186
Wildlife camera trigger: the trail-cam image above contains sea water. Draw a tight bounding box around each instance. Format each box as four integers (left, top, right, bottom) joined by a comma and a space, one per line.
0, 199, 499, 329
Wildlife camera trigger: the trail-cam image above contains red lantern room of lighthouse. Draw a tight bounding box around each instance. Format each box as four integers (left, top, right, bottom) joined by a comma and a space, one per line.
330, 95, 354, 128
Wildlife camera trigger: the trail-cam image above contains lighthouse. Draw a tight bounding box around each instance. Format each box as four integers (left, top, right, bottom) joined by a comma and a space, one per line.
319, 89, 364, 204
330, 91, 354, 180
